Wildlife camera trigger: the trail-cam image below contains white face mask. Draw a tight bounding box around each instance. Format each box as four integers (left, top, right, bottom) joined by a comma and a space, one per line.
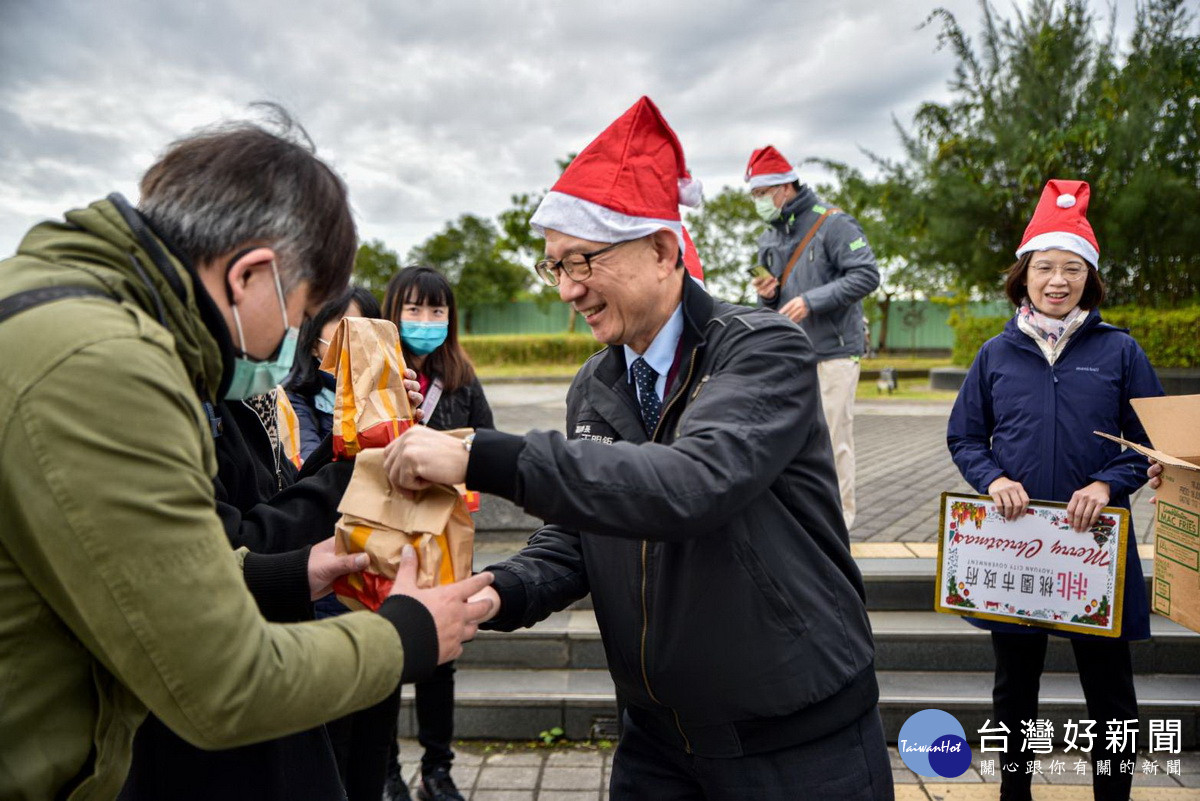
754, 191, 782, 222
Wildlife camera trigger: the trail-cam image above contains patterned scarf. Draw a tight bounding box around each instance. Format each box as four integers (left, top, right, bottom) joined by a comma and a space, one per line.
244, 389, 285, 491
1016, 299, 1086, 365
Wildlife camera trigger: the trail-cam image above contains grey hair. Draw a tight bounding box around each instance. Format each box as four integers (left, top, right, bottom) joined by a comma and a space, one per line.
137, 102, 356, 305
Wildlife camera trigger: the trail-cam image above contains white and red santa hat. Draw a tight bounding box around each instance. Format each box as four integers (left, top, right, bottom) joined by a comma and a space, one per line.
530, 96, 702, 249
1016, 179, 1100, 267
744, 145, 798, 189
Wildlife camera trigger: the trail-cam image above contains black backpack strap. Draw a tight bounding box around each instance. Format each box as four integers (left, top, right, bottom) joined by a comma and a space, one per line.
0, 283, 226, 438
0, 286, 115, 325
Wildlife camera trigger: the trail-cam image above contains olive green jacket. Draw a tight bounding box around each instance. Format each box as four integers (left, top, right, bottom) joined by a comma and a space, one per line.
0, 199, 405, 800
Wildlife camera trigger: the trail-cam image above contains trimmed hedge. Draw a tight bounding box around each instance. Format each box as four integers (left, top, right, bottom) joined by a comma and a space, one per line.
461, 333, 603, 366
950, 314, 1009, 367
951, 306, 1200, 368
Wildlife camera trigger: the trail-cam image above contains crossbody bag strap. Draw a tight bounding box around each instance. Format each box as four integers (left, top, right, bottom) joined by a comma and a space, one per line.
0, 285, 114, 325
777, 208, 840, 289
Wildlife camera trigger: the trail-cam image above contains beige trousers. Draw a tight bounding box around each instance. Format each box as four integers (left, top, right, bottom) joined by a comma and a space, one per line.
817, 357, 859, 530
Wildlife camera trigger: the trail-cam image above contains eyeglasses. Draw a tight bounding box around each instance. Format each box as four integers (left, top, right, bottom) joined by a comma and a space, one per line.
1029, 261, 1088, 282
534, 239, 633, 286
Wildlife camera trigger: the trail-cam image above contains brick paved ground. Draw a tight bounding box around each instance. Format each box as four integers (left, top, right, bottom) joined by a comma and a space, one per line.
394, 739, 1200, 799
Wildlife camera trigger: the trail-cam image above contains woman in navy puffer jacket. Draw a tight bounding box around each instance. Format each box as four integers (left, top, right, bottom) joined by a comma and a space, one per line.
947, 180, 1163, 801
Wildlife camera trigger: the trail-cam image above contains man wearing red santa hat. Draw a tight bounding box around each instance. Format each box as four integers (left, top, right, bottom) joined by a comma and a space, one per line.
746, 145, 880, 531
383, 97, 891, 799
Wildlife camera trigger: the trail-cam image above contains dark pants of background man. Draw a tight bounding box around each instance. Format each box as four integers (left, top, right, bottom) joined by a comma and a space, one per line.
991, 631, 1137, 801
407, 661, 457, 772
325, 686, 402, 801
609, 707, 894, 800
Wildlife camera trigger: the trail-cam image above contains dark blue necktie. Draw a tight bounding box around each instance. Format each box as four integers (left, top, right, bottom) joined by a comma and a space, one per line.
631, 357, 661, 436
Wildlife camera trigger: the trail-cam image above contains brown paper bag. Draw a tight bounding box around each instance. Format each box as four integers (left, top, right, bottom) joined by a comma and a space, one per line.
274, 388, 303, 469
318, 317, 414, 459
331, 448, 475, 611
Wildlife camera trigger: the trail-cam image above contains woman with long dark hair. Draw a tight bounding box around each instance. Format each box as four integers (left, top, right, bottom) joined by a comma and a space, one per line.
384, 265, 493, 433
948, 180, 1163, 801
382, 265, 492, 801
284, 285, 382, 461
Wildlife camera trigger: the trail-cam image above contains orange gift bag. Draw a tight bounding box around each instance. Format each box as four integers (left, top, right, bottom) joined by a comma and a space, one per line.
332, 448, 475, 611
318, 317, 414, 459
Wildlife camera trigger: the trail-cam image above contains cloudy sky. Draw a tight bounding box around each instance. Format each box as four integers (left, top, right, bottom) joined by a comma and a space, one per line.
0, 0, 1137, 260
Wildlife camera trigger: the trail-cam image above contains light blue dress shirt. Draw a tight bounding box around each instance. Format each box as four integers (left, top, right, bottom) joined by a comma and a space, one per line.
623, 303, 684, 402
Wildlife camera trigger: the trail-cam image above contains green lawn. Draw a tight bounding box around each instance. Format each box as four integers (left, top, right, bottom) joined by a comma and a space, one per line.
476, 363, 581, 380
856, 376, 960, 402
478, 358, 960, 403
861, 355, 953, 371
477, 353, 957, 390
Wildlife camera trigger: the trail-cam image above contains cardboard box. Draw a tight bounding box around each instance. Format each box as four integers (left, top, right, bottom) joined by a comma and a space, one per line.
1096, 394, 1200, 634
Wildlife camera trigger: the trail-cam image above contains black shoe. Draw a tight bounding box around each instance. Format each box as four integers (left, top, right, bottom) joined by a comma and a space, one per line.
416, 765, 464, 801
382, 758, 412, 801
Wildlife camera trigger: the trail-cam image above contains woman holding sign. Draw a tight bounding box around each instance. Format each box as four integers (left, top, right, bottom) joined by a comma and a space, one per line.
947, 179, 1163, 801
380, 265, 494, 801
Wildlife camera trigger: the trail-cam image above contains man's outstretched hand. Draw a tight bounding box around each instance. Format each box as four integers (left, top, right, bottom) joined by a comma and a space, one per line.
308, 537, 369, 601
383, 426, 469, 491
388, 545, 494, 664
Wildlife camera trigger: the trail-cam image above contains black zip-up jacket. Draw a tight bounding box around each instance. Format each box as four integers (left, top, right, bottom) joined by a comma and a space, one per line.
424, 374, 494, 431
467, 276, 878, 758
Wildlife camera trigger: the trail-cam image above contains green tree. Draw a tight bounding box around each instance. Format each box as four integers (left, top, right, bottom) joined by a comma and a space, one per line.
832, 0, 1199, 305
494, 154, 580, 329
683, 187, 761, 304
1094, 0, 1200, 303
813, 160, 947, 350
353, 238, 402, 301
496, 191, 545, 272
407, 214, 531, 332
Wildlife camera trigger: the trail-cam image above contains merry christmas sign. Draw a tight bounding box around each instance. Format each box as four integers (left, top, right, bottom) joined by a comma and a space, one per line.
935, 492, 1129, 637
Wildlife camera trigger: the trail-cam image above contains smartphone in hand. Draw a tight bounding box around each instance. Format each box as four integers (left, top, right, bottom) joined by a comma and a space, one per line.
747, 265, 772, 280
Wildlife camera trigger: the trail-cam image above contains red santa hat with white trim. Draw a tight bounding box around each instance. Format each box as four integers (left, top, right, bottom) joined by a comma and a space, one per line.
744, 145, 799, 189
530, 96, 703, 249
1016, 179, 1100, 267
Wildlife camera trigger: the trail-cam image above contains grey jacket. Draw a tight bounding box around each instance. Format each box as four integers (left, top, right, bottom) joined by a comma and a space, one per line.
466, 277, 878, 758
757, 185, 880, 359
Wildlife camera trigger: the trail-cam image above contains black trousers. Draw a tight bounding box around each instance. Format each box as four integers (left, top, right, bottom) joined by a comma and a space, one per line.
386, 660, 457, 775
609, 706, 893, 800
991, 631, 1137, 801
326, 685, 403, 801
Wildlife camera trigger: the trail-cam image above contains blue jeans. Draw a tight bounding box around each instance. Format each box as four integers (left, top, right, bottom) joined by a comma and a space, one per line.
610, 706, 894, 800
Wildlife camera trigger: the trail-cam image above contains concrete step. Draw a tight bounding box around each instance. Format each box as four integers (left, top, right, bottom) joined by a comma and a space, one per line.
462, 609, 1199, 674
397, 667, 1200, 747
472, 543, 1159, 613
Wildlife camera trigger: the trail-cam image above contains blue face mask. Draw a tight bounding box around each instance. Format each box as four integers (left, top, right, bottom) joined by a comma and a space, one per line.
314, 386, 336, 414
224, 260, 300, 400
402, 321, 449, 356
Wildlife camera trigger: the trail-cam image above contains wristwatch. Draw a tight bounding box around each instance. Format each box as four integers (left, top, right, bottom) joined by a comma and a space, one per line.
462, 432, 476, 453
